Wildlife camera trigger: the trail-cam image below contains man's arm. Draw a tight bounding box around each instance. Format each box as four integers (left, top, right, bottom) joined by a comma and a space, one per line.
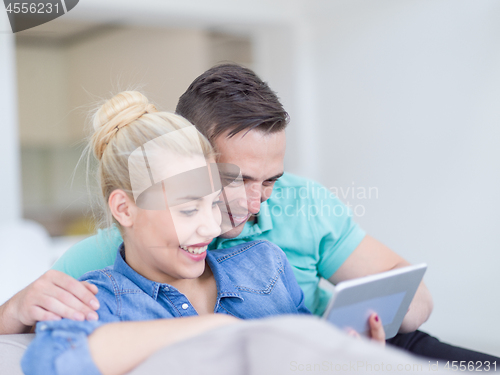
0, 228, 121, 335
328, 235, 433, 333
0, 270, 100, 334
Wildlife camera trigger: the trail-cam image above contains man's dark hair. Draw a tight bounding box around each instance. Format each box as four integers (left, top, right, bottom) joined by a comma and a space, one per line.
176, 64, 289, 142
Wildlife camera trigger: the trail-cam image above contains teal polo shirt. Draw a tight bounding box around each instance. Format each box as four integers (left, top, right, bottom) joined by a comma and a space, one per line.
52, 172, 365, 315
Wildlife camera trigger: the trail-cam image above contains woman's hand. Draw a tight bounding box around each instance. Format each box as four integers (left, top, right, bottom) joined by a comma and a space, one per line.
346, 313, 385, 346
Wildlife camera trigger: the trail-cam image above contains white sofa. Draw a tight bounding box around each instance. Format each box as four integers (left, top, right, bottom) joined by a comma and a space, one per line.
2, 316, 445, 375
0, 334, 34, 375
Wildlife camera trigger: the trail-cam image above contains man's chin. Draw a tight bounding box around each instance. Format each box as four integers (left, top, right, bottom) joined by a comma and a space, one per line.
218, 223, 246, 239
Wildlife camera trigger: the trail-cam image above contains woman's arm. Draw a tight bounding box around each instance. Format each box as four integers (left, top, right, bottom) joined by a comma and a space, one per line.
22, 314, 239, 375
22, 267, 240, 375
89, 314, 238, 375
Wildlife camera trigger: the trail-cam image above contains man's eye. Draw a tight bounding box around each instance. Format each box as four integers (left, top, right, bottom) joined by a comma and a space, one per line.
263, 180, 277, 186
226, 178, 244, 187
180, 209, 198, 216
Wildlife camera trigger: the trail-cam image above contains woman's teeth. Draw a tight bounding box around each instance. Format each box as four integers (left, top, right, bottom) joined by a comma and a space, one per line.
179, 245, 207, 255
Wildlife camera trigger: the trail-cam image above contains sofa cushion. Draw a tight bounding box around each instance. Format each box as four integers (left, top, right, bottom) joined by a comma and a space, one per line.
0, 334, 35, 375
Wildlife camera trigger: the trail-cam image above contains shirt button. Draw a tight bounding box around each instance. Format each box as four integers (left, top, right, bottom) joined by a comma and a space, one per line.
181, 303, 189, 310
39, 324, 47, 331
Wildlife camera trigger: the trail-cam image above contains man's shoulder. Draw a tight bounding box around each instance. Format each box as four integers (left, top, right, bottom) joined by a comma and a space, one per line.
73, 226, 123, 253
52, 226, 123, 279
275, 172, 322, 189
272, 172, 330, 202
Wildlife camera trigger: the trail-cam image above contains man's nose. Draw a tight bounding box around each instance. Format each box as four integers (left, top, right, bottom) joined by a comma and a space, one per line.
246, 183, 263, 214
247, 196, 261, 214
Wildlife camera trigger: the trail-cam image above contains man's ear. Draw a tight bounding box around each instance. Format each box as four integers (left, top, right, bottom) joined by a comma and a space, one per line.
109, 190, 135, 228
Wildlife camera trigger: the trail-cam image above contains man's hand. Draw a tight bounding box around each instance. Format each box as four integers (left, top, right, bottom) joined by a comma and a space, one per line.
0, 270, 100, 334
330, 235, 433, 333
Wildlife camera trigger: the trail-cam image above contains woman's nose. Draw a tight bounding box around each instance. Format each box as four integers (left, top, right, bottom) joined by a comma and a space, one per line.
198, 206, 222, 238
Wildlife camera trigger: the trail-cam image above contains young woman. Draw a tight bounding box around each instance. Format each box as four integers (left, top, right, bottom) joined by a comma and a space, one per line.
21, 92, 383, 375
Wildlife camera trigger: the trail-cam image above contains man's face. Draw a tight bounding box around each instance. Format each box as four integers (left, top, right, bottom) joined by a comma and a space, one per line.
214, 129, 286, 238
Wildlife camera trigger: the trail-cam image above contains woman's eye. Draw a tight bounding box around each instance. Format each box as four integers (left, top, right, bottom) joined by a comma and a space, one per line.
212, 200, 223, 208
180, 209, 198, 216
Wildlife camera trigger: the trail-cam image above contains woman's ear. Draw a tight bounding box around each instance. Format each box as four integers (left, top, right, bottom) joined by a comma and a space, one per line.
109, 190, 135, 228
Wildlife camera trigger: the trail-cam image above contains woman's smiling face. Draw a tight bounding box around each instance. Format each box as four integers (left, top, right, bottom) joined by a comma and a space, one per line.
123, 152, 222, 285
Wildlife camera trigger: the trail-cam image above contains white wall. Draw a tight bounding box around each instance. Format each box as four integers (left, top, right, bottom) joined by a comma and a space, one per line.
308, 0, 500, 355
66, 27, 212, 141
0, 9, 21, 223
17, 45, 70, 146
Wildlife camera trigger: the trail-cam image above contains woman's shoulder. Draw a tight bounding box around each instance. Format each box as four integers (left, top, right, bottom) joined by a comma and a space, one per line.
79, 267, 117, 286
79, 267, 137, 303
211, 240, 285, 263
210, 241, 298, 300
210, 240, 283, 261
78, 267, 144, 319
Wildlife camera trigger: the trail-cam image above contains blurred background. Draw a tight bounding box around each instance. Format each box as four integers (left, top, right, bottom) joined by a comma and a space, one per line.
1, 0, 500, 356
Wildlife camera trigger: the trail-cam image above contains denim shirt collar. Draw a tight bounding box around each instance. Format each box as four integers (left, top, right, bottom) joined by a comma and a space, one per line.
113, 244, 243, 301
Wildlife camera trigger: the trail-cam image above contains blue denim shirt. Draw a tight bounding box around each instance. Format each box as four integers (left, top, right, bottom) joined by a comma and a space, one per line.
22, 240, 310, 375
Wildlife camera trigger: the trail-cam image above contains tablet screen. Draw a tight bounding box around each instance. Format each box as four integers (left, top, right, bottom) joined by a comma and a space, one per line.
326, 291, 406, 334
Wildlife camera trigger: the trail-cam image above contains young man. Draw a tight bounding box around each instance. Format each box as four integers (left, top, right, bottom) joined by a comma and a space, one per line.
1, 64, 497, 362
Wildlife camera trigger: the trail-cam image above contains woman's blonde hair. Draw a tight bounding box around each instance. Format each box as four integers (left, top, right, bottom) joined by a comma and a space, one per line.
88, 91, 214, 231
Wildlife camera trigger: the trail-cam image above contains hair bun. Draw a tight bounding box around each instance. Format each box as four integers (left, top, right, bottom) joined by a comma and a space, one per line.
91, 91, 157, 159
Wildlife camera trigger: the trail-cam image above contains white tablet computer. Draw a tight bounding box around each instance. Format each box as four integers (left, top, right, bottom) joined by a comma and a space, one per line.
322, 263, 427, 339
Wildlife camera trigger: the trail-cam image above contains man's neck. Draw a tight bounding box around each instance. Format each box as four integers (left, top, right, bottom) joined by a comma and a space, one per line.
247, 214, 257, 224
